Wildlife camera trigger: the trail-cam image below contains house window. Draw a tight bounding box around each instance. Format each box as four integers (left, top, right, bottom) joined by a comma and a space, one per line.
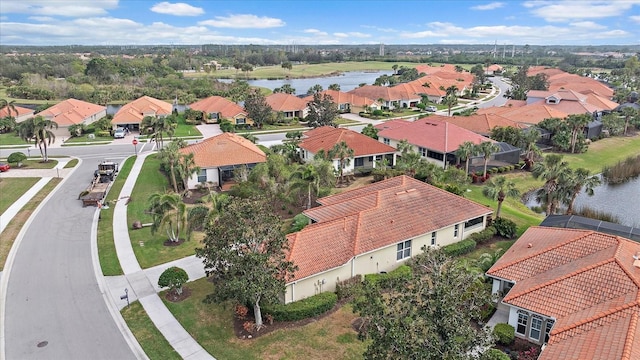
236, 118, 246, 125
427, 150, 444, 161
396, 240, 411, 261
454, 224, 459, 238
517, 310, 528, 335
431, 232, 436, 246
209, 113, 219, 120
197, 169, 207, 183
544, 320, 555, 343
465, 216, 484, 229
418, 147, 427, 157
530, 315, 542, 341
383, 138, 390, 145
354, 158, 364, 167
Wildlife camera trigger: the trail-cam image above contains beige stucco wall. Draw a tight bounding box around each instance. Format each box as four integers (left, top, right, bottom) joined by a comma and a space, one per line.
187, 167, 219, 189
378, 138, 446, 168
285, 220, 486, 303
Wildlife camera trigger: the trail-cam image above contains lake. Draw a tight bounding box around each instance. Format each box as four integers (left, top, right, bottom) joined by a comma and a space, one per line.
219, 70, 393, 95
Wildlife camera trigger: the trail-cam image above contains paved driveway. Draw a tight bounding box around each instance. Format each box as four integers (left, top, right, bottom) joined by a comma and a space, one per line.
3, 158, 137, 360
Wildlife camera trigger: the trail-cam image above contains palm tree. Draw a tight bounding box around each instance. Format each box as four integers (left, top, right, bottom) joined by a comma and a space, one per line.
521, 128, 541, 169
177, 152, 200, 193
148, 192, 188, 243
329, 141, 354, 185
290, 164, 320, 209
159, 141, 181, 192
477, 141, 499, 177
0, 98, 17, 119
21, 116, 58, 162
455, 141, 477, 174
562, 168, 601, 215
621, 107, 639, 136
443, 85, 458, 116
532, 154, 571, 216
241, 132, 258, 144
482, 176, 520, 218
566, 114, 590, 154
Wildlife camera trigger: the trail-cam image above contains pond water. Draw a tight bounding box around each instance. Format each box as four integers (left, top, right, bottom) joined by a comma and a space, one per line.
219, 70, 393, 95
525, 175, 640, 227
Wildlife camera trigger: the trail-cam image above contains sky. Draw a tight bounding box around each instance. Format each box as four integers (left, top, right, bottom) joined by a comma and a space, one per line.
1, 0, 639, 46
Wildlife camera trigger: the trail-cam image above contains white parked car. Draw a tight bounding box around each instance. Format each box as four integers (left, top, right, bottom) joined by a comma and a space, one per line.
113, 128, 126, 139
426, 105, 437, 112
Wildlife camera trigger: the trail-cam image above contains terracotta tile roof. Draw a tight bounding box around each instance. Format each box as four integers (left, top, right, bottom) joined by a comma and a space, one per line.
348, 85, 404, 102
442, 113, 527, 136
302, 90, 377, 107
265, 93, 308, 112
299, 126, 396, 158
112, 96, 172, 124
0, 105, 34, 118
37, 98, 105, 127
376, 116, 493, 153
581, 92, 620, 111
179, 132, 266, 168
288, 175, 492, 280
486, 226, 640, 360
499, 103, 569, 125
188, 96, 247, 119
528, 89, 588, 103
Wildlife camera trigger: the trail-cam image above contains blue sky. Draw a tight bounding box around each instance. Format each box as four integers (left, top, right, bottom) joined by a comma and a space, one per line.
1, 1, 639, 46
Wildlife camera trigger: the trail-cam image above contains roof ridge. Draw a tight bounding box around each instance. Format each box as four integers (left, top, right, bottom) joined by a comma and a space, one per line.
352, 213, 362, 257
551, 302, 638, 337
622, 306, 639, 360
505, 257, 617, 302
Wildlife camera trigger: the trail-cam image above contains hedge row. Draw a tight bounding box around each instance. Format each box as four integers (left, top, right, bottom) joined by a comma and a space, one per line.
364, 264, 413, 289
442, 239, 477, 257
468, 226, 497, 245
262, 292, 337, 322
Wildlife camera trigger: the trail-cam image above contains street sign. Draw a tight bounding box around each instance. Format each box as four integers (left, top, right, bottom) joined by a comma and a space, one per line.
132, 139, 138, 145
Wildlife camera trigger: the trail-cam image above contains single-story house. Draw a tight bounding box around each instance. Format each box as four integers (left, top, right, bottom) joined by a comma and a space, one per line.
112, 96, 172, 131
298, 126, 397, 174
348, 85, 417, 110
285, 175, 492, 303
188, 96, 252, 126
486, 226, 640, 360
179, 132, 266, 190
265, 93, 308, 120
443, 113, 528, 137
37, 98, 106, 137
302, 90, 381, 114
375, 116, 497, 169
0, 105, 35, 123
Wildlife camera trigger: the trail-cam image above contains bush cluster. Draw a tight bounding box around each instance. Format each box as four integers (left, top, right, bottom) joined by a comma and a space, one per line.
481, 348, 510, 360
467, 226, 497, 245
263, 292, 337, 322
335, 275, 362, 300
442, 239, 477, 257
493, 323, 515, 345
364, 264, 413, 289
493, 218, 517, 239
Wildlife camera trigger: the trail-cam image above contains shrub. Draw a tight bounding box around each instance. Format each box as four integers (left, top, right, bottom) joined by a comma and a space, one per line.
187, 205, 209, 232
481, 348, 510, 360
158, 266, 189, 295
442, 239, 477, 257
335, 275, 362, 300
289, 213, 309, 233
468, 226, 497, 245
493, 323, 515, 345
7, 152, 26, 166
493, 217, 517, 239
96, 130, 111, 137
263, 292, 337, 322
364, 264, 413, 289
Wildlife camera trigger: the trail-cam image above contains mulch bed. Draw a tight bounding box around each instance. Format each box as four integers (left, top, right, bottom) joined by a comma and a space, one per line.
163, 239, 185, 246
233, 298, 351, 339
164, 287, 192, 302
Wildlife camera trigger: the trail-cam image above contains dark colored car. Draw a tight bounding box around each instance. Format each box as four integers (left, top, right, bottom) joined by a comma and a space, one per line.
0, 163, 10, 172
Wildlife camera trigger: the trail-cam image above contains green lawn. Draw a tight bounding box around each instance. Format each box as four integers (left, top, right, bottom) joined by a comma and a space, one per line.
155, 278, 367, 360
1, 158, 59, 169
562, 135, 640, 173
127, 154, 200, 268
98, 156, 135, 276
121, 302, 181, 360
64, 135, 114, 143
0, 132, 29, 146
64, 158, 79, 168
0, 177, 40, 216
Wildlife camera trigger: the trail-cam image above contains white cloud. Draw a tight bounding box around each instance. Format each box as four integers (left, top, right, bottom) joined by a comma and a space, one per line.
28, 16, 56, 22
523, 0, 640, 22
631, 15, 640, 23
199, 14, 284, 28
361, 25, 398, 33
569, 21, 606, 30
2, 0, 118, 17
150, 2, 204, 16
333, 32, 348, 38
304, 28, 328, 36
471, 2, 505, 11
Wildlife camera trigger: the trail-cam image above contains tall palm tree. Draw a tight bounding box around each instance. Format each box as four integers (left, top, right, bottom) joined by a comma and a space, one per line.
482, 176, 520, 218
562, 168, 601, 215
0, 98, 17, 119
444, 85, 458, 116
148, 192, 188, 243
520, 128, 541, 169
290, 163, 320, 209
455, 141, 477, 174
532, 154, 571, 216
159, 141, 181, 192
20, 116, 58, 162
329, 141, 354, 185
177, 152, 200, 193
477, 141, 499, 177
566, 114, 590, 154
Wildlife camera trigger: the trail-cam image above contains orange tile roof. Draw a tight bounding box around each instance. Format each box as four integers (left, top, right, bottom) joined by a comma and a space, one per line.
443, 113, 527, 136
499, 103, 569, 125
112, 96, 172, 124
37, 98, 105, 127
582, 92, 620, 111
299, 126, 396, 158
348, 85, 405, 102
288, 175, 492, 279
265, 93, 308, 112
487, 226, 640, 360
188, 96, 247, 119
0, 105, 34, 118
179, 132, 266, 168
302, 90, 377, 107
527, 67, 615, 99
376, 116, 493, 153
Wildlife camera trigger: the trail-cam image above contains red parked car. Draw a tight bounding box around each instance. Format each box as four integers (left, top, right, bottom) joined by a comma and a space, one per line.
0, 163, 10, 172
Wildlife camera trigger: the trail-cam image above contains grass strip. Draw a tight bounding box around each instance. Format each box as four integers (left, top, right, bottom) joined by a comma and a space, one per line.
120, 301, 181, 360
0, 177, 39, 216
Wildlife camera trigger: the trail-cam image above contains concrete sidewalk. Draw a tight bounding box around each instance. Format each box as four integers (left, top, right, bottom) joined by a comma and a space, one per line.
107, 151, 214, 360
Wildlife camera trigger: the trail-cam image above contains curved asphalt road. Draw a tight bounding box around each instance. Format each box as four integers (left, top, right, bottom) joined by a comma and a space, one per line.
2, 147, 138, 359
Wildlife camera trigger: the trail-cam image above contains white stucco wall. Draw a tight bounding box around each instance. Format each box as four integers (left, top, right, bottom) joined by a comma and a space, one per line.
187, 167, 219, 189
